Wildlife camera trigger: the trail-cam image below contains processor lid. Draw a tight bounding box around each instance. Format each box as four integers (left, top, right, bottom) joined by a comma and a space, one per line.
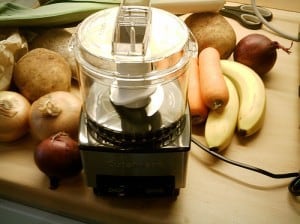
76, 1, 191, 76
75, 0, 196, 108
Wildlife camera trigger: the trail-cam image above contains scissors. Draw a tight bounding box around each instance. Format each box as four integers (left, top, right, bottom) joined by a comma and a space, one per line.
220, 4, 273, 30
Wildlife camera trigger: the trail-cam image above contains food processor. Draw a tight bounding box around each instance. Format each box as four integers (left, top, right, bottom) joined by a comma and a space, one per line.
73, 0, 197, 196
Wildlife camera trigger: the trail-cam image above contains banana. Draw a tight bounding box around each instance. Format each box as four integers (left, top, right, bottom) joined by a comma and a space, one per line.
205, 76, 239, 151
220, 60, 266, 137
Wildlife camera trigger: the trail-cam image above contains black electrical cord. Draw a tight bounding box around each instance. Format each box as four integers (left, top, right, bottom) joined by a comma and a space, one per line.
191, 137, 300, 196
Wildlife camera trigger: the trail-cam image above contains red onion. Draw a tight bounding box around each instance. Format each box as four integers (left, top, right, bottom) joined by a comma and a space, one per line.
233, 34, 292, 75
34, 132, 82, 189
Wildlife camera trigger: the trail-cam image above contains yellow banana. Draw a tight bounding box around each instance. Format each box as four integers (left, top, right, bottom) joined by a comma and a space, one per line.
220, 60, 266, 137
205, 76, 239, 151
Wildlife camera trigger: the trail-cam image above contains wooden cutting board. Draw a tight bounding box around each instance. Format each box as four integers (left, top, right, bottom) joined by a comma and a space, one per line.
0, 5, 299, 224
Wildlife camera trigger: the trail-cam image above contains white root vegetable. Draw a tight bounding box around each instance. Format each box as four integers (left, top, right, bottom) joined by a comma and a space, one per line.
0, 46, 14, 91
2, 31, 28, 61
0, 31, 28, 91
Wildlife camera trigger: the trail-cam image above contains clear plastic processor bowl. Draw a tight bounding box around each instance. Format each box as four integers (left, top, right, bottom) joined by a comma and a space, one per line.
73, 3, 197, 146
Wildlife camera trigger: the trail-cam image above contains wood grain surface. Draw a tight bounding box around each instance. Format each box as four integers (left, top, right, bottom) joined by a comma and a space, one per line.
0, 4, 299, 224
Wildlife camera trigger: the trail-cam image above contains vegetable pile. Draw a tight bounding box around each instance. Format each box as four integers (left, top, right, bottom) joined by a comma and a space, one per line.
0, 9, 294, 189
0, 29, 82, 189
184, 13, 293, 151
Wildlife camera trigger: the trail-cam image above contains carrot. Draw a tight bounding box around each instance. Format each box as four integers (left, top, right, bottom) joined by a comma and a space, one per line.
187, 57, 209, 124
198, 47, 229, 110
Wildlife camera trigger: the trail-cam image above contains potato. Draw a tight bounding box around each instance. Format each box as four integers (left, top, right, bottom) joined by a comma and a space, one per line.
28, 28, 77, 79
13, 48, 72, 102
185, 12, 236, 59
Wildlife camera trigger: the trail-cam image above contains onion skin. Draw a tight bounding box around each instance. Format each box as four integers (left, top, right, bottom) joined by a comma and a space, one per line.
29, 91, 82, 141
34, 132, 82, 189
233, 34, 291, 75
0, 91, 31, 142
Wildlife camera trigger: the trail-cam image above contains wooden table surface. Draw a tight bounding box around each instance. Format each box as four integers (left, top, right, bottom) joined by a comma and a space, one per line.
0, 4, 299, 224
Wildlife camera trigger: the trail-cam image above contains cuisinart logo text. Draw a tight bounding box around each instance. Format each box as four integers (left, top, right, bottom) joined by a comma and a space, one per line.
106, 160, 164, 169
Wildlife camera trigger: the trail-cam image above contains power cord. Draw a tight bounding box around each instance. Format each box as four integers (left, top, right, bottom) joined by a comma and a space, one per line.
251, 0, 300, 42
191, 137, 300, 196
246, 0, 300, 195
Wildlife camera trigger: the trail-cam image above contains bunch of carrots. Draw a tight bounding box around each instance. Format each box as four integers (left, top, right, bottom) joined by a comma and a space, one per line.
188, 47, 229, 124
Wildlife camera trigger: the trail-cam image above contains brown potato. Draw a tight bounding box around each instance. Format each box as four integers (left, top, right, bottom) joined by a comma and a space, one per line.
185, 12, 236, 59
28, 28, 77, 79
13, 48, 72, 102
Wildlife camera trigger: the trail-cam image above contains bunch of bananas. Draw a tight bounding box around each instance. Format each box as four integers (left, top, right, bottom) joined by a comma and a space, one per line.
204, 60, 266, 151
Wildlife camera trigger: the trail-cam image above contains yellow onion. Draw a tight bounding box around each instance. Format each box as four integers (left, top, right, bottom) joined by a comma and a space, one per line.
0, 91, 30, 142
29, 91, 82, 141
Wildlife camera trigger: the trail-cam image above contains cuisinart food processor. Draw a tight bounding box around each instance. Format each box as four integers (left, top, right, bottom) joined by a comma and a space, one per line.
74, 0, 197, 196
